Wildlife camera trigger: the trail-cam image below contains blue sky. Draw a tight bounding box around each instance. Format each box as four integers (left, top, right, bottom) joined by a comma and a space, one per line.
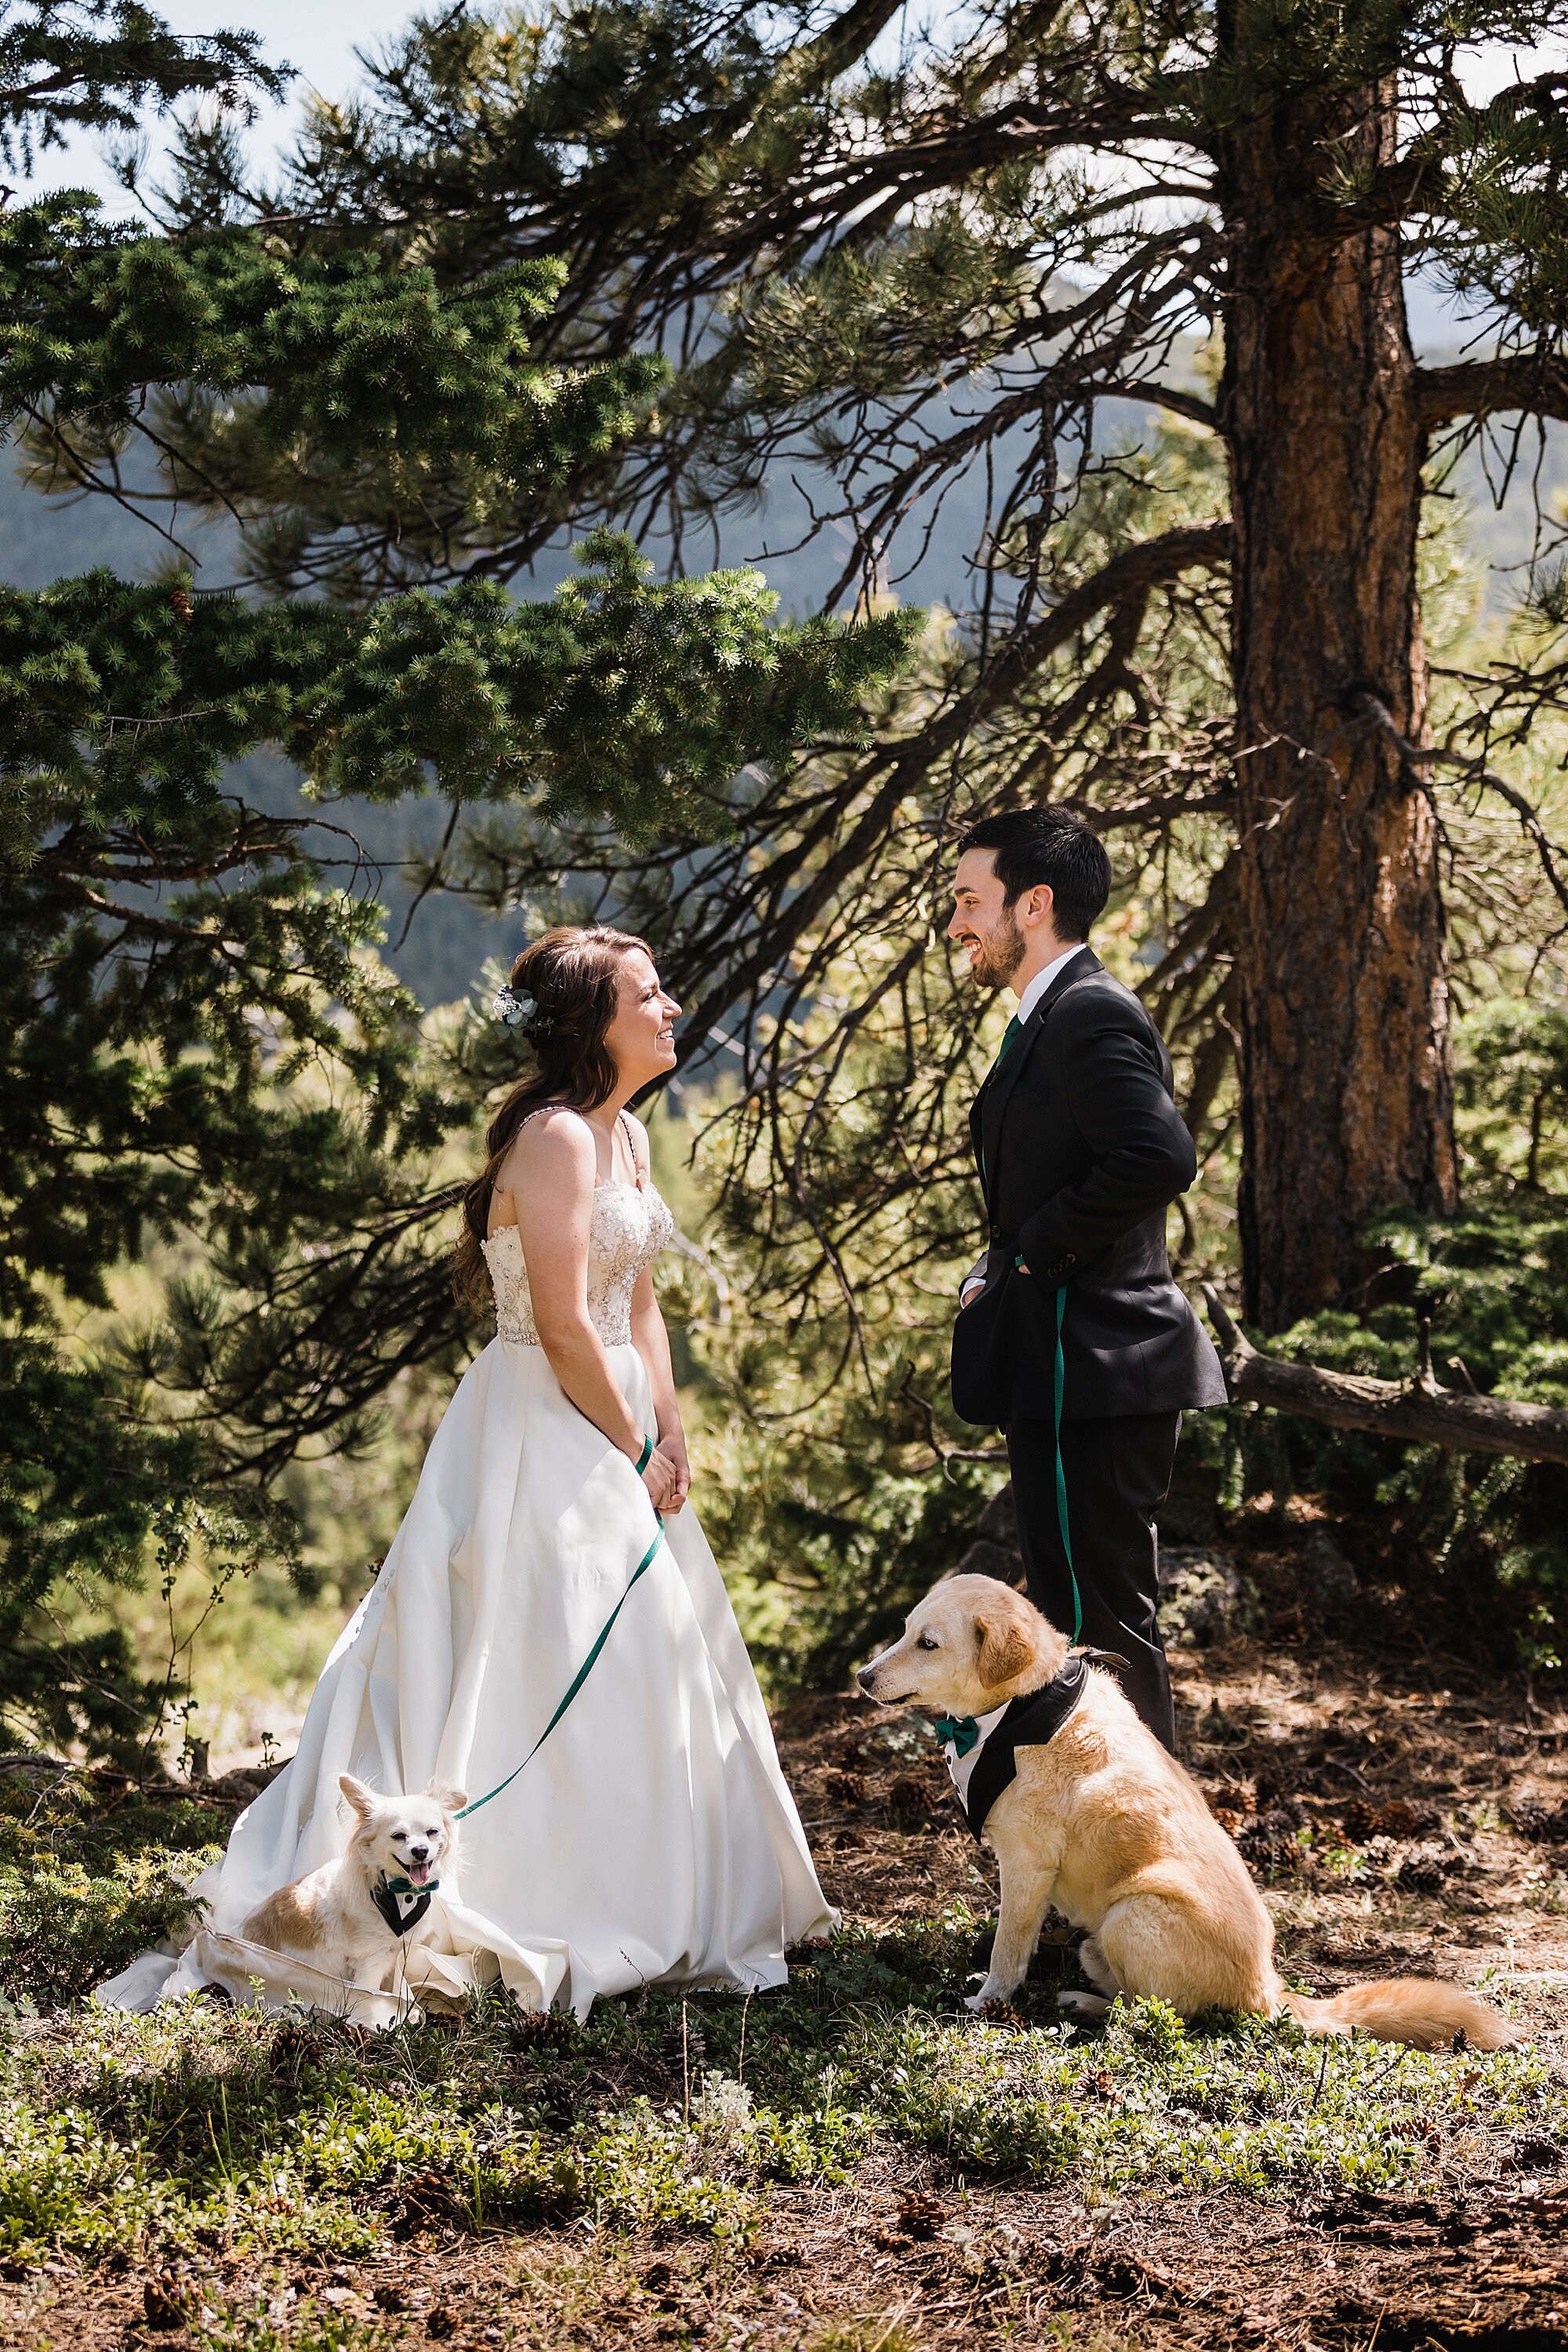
20, 0, 396, 209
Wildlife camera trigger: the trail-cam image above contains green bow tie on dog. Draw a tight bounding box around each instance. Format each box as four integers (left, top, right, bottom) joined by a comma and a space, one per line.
935, 1714, 980, 1758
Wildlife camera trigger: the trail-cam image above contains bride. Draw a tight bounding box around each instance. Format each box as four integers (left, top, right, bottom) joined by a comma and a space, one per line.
102, 924, 834, 2020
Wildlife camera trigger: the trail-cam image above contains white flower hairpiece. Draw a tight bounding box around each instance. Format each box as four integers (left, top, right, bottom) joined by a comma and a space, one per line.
492, 985, 538, 1032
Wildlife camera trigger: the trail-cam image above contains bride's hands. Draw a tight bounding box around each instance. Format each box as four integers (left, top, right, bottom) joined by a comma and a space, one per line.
655, 1432, 691, 1515
641, 1446, 679, 1512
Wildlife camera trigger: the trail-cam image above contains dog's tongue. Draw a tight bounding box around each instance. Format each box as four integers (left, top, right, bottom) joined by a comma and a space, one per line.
407, 1860, 431, 1888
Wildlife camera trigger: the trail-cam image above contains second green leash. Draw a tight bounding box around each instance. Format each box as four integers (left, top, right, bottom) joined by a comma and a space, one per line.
455, 1435, 664, 1824
1053, 1286, 1083, 1642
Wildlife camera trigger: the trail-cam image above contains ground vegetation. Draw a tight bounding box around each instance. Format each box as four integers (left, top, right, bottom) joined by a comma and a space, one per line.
1, 1590, 1565, 2348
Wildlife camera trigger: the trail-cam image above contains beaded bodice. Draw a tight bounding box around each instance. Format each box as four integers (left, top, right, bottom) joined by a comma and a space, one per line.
482, 1182, 677, 1347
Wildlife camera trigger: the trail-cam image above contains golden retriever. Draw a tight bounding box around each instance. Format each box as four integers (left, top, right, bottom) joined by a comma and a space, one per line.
858, 1576, 1515, 2049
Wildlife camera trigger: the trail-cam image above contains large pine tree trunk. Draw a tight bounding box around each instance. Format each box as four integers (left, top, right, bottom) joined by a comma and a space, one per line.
1221, 81, 1457, 1332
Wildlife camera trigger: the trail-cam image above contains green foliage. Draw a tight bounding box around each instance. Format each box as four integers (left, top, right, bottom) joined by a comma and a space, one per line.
841, 1993, 1548, 2197
0, 1, 919, 1758
0, 1929, 1553, 2264
0, 1769, 223, 2001
0, 1791, 1555, 2261
139, 0, 1568, 1382
0, 542, 909, 1749
1180, 1002, 1568, 1669
0, 0, 282, 175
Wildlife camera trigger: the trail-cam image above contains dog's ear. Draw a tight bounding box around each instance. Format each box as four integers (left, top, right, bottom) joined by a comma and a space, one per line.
338, 1773, 376, 1818
426, 1782, 467, 1817
975, 1599, 1035, 1690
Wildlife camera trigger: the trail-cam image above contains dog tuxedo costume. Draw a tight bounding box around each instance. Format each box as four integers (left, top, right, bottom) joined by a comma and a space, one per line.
370, 1878, 437, 1937
938, 1651, 1121, 1839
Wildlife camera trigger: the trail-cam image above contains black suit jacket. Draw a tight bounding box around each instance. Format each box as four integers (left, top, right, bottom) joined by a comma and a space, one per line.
956, 949, 1227, 1423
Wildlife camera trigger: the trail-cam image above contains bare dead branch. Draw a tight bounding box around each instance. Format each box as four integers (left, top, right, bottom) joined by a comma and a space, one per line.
1416, 353, 1568, 431
1203, 1287, 1568, 1465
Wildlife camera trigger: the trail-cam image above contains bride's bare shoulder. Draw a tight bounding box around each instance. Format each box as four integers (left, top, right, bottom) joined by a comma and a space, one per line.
497, 1105, 597, 1192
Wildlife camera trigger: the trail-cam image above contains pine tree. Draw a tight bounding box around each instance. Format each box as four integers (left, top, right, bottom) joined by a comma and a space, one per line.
0, 0, 914, 1759
141, 0, 1568, 1333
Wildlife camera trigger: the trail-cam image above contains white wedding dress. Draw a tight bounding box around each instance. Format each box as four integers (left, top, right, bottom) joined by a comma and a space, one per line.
99, 1167, 834, 2024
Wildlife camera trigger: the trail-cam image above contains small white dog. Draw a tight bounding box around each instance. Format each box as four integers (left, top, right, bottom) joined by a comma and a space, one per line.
859, 1576, 1514, 2050
241, 1774, 466, 1994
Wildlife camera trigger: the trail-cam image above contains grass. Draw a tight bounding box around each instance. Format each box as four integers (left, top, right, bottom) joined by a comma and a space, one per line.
0, 1775, 1562, 2282
0, 1911, 1559, 2269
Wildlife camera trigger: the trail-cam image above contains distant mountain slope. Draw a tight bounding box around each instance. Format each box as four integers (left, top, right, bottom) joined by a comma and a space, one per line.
5, 375, 1562, 1006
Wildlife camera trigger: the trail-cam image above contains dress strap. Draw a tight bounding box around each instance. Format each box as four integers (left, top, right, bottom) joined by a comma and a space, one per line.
617, 1109, 646, 1189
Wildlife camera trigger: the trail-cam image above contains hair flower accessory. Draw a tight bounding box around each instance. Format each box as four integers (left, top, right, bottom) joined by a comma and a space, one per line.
492, 985, 537, 1031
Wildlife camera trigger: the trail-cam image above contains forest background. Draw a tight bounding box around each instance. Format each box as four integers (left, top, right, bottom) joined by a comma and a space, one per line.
10, 0, 1568, 1777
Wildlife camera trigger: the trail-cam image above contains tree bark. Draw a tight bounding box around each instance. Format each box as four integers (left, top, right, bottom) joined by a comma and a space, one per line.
1220, 74, 1457, 1333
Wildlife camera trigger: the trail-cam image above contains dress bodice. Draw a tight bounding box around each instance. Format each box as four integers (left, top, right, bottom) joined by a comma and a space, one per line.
482, 1181, 678, 1347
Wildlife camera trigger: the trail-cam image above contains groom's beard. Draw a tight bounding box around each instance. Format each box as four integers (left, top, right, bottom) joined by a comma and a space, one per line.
969, 909, 1027, 992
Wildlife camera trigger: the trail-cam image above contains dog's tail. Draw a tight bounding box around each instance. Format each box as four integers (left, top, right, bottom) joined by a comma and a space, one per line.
1278, 1975, 1515, 2051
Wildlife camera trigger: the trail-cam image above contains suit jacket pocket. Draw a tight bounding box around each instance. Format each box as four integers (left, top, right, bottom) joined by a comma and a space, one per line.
952, 1261, 1065, 1426
951, 1266, 1015, 1427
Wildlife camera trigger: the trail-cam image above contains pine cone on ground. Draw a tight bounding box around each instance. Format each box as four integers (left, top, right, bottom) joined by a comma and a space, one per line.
506, 2009, 576, 2055
974, 1999, 1026, 2027
1395, 1845, 1459, 1892
142, 2271, 190, 2328
1371, 1798, 1426, 1838
269, 2020, 328, 2072
887, 1773, 936, 1823
1508, 1800, 1568, 1844
896, 2190, 947, 2240
660, 2008, 706, 2067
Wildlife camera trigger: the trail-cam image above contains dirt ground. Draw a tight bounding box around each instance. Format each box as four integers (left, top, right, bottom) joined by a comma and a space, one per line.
5, 1587, 1568, 2352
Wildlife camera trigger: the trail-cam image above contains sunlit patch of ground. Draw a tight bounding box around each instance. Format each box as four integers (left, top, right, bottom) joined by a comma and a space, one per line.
2, 1609, 1566, 2351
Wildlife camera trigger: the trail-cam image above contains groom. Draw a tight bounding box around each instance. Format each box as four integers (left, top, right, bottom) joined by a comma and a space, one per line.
948, 808, 1225, 1752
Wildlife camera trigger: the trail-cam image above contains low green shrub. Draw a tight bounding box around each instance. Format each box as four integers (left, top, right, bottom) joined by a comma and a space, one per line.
0, 1921, 1557, 2266
843, 1995, 1551, 2196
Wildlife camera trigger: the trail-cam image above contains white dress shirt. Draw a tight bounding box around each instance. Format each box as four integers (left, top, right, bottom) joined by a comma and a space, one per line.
1013, 939, 1091, 1029
959, 940, 1091, 1301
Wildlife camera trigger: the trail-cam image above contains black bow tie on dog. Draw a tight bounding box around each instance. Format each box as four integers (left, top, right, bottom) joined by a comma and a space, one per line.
939, 1648, 1130, 1841
372, 1875, 437, 1938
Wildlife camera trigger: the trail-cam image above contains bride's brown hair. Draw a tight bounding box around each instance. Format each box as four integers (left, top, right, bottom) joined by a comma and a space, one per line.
453, 924, 652, 1311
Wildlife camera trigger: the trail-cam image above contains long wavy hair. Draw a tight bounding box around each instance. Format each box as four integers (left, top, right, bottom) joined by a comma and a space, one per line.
453, 924, 651, 1312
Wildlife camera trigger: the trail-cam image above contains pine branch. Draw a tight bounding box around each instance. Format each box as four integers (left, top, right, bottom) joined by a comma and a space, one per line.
1416, 353, 1568, 429
666, 521, 1232, 1058
793, 0, 911, 86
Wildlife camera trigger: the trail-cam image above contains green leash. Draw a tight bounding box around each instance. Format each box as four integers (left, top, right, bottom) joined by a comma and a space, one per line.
1008, 1266, 1083, 1643
1053, 1285, 1083, 1643
982, 1011, 1081, 1642
455, 1437, 664, 1824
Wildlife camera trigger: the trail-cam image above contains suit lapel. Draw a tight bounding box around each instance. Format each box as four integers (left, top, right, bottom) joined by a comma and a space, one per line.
976, 949, 1102, 1207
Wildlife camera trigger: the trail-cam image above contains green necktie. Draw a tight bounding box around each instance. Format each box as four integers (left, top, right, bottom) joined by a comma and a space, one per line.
978, 1016, 1024, 1185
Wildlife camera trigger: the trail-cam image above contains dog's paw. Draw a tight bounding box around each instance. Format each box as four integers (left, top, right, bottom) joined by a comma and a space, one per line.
964, 1974, 1018, 2013
1056, 1988, 1112, 2018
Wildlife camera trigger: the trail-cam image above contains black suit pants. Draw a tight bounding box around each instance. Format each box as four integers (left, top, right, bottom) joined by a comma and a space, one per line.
1005, 1410, 1180, 1753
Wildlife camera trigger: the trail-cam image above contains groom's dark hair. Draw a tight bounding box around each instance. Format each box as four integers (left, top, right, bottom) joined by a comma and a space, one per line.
957, 807, 1112, 941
